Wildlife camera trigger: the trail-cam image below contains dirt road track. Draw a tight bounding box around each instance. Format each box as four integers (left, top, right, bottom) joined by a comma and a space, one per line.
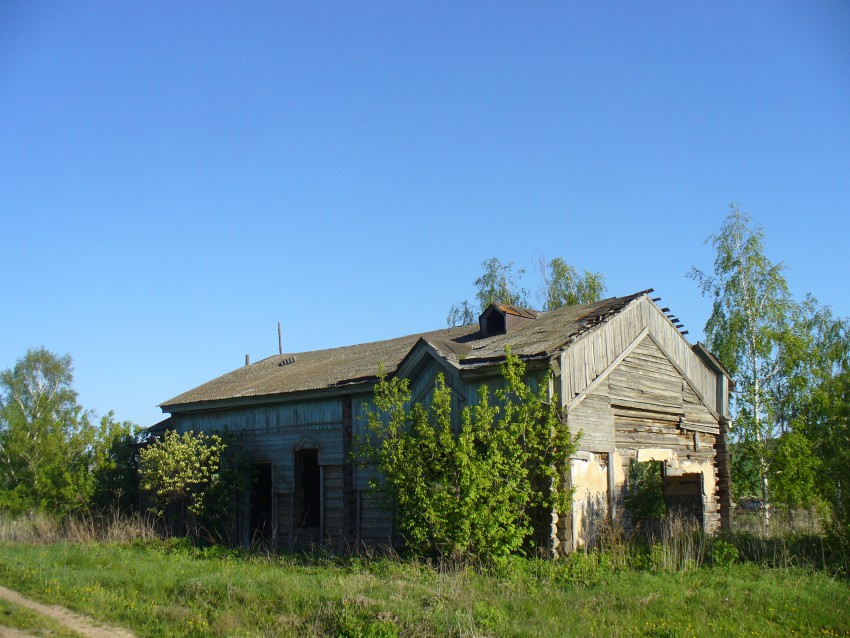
0, 584, 136, 638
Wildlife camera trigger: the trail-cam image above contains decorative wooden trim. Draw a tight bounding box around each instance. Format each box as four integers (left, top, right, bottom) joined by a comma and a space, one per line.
567, 328, 649, 412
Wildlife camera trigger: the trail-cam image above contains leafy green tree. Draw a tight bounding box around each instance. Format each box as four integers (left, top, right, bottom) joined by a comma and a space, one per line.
473, 257, 530, 309
768, 429, 820, 517
0, 348, 88, 514
139, 430, 224, 526
0, 348, 138, 516
88, 412, 141, 514
448, 258, 530, 326
799, 363, 850, 541
360, 350, 576, 559
689, 205, 793, 524
537, 256, 606, 310
763, 298, 849, 520
448, 256, 605, 326
446, 300, 477, 328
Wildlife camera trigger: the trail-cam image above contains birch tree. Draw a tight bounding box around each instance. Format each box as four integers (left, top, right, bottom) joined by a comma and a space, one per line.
0, 348, 90, 513
0, 348, 141, 515
537, 256, 606, 310
448, 256, 605, 326
689, 204, 792, 525
448, 258, 529, 326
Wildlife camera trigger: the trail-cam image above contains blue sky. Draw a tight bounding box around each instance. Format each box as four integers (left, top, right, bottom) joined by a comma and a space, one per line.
2, 1, 849, 427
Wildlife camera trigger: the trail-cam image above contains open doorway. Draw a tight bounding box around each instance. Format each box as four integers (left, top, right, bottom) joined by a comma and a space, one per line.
295, 449, 321, 528
662, 473, 703, 525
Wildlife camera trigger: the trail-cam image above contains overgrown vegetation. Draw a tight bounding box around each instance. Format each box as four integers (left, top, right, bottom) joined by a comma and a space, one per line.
624, 460, 666, 524
359, 350, 577, 560
0, 537, 847, 638
138, 429, 252, 544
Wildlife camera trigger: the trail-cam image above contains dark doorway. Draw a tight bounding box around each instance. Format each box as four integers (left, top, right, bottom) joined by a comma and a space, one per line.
663, 473, 704, 524
250, 463, 273, 542
295, 449, 321, 528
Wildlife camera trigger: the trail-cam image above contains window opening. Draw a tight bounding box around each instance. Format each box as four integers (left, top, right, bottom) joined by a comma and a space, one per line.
295, 449, 320, 528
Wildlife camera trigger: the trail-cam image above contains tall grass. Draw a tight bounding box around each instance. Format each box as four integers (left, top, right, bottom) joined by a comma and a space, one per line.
0, 508, 846, 578
0, 511, 159, 544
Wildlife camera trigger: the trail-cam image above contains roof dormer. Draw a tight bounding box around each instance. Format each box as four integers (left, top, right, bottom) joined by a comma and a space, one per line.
478, 303, 537, 338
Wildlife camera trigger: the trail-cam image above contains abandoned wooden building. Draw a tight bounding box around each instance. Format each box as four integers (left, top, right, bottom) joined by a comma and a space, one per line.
158, 291, 732, 553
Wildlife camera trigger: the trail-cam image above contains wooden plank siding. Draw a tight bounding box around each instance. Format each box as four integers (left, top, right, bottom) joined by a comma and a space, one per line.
563, 317, 723, 539
562, 297, 718, 416
176, 398, 343, 433
323, 464, 345, 541
567, 378, 615, 451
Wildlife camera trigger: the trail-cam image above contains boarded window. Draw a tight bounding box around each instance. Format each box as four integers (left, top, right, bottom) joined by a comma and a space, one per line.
295, 449, 320, 528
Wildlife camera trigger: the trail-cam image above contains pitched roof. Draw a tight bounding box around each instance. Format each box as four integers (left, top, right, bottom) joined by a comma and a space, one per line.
160, 291, 649, 409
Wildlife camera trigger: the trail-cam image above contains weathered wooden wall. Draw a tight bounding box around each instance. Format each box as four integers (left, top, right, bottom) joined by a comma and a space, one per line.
564, 318, 724, 549
173, 393, 366, 549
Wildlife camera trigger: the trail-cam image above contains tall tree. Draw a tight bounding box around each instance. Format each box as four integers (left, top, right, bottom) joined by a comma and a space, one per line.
802, 366, 850, 541
537, 256, 606, 310
0, 348, 138, 515
782, 307, 850, 535
448, 258, 529, 326
448, 256, 604, 326
689, 204, 793, 525
0, 348, 89, 513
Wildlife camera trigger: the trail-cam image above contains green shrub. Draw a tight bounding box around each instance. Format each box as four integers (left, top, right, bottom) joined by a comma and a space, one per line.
710, 539, 739, 568
624, 460, 665, 524
334, 598, 399, 638
359, 349, 577, 560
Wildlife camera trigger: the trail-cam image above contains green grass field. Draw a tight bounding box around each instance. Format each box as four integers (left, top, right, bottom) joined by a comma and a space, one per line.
0, 541, 847, 637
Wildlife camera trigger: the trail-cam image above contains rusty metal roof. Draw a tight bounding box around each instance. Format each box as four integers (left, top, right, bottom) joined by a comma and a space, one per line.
489, 303, 538, 319
160, 291, 648, 409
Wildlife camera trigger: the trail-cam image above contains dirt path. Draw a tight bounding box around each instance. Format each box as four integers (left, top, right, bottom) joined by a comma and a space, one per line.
0, 627, 36, 638
0, 585, 136, 638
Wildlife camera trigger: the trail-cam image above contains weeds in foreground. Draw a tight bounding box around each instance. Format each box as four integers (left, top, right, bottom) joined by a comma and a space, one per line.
1, 509, 847, 579
0, 510, 159, 544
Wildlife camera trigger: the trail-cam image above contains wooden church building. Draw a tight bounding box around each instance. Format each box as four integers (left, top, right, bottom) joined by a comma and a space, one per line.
159, 291, 732, 553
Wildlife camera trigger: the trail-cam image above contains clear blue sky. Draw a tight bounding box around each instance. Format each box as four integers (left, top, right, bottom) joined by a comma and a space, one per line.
2, 1, 849, 428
